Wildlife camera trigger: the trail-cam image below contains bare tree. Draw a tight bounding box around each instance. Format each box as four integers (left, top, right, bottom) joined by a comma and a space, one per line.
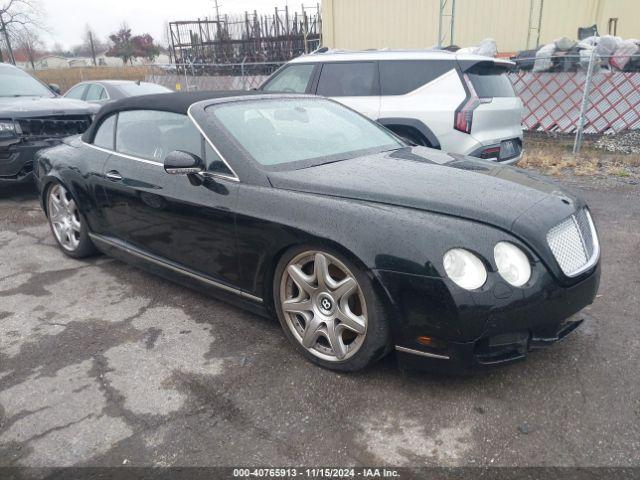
13, 25, 41, 68
50, 42, 64, 55
0, 0, 43, 64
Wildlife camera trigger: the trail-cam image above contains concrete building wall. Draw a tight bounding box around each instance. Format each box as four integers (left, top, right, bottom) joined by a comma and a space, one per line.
321, 0, 640, 53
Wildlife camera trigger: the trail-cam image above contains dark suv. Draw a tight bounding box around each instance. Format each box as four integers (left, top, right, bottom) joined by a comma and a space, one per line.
0, 63, 98, 185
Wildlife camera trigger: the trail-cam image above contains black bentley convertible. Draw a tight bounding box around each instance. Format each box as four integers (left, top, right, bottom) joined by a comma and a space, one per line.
35, 91, 600, 373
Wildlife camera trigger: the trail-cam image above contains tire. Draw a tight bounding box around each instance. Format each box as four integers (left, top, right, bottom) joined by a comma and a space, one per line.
273, 245, 390, 372
45, 182, 97, 258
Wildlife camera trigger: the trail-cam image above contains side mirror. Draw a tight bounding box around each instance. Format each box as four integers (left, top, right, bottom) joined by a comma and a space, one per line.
49, 83, 61, 95
164, 150, 204, 175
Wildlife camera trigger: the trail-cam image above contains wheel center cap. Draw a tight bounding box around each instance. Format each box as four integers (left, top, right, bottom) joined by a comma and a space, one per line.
317, 293, 335, 315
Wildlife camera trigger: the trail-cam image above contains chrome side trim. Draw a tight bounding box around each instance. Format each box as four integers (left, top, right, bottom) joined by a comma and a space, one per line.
395, 345, 450, 360
187, 105, 240, 182
83, 113, 239, 183
83, 142, 164, 166
89, 233, 263, 303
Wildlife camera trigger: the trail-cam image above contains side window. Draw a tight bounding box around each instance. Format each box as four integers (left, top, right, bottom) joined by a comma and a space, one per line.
65, 84, 86, 100
115, 110, 201, 161
204, 141, 233, 177
262, 64, 315, 93
93, 114, 116, 149
379, 60, 455, 95
316, 62, 377, 97
85, 84, 107, 101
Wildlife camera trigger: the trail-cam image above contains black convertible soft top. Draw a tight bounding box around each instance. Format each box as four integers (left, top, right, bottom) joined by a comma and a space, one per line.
82, 90, 259, 143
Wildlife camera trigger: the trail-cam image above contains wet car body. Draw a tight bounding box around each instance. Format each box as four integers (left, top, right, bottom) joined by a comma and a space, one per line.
35, 92, 600, 373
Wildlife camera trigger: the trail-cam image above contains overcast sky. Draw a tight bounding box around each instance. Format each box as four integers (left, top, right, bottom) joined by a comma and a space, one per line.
41, 0, 302, 49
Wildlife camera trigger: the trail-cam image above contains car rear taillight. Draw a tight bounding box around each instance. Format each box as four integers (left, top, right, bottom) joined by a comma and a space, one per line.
454, 73, 483, 134
480, 146, 501, 160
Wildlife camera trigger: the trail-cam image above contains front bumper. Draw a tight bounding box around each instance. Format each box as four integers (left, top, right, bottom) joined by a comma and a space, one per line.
395, 318, 584, 374
376, 262, 600, 374
0, 139, 61, 185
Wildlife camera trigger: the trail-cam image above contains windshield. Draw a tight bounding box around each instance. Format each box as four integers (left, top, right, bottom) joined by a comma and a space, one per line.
0, 66, 55, 97
117, 83, 172, 96
207, 97, 403, 167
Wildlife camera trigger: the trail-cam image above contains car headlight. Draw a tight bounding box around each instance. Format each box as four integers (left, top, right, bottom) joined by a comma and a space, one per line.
0, 120, 17, 138
494, 242, 531, 287
443, 248, 487, 290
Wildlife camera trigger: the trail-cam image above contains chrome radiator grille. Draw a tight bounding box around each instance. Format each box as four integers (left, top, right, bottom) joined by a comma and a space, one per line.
546, 208, 599, 277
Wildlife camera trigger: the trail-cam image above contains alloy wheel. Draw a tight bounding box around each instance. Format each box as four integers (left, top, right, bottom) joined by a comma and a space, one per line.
280, 251, 368, 362
48, 184, 82, 252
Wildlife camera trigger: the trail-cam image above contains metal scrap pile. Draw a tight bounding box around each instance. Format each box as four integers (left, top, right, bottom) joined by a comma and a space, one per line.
511, 35, 640, 73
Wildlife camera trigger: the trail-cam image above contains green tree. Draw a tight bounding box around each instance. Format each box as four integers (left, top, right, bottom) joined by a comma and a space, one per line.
106, 27, 134, 64
107, 28, 160, 64
132, 33, 159, 62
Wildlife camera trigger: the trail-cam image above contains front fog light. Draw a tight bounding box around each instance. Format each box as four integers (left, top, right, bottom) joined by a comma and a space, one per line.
443, 248, 487, 290
494, 242, 531, 287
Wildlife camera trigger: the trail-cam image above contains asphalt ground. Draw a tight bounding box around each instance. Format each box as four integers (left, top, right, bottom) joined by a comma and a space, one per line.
0, 176, 638, 468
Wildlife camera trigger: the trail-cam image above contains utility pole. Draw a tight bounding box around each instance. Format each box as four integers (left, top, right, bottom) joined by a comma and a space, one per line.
437, 0, 456, 48
214, 0, 221, 23
88, 30, 97, 66
526, 0, 544, 49
213, 0, 221, 61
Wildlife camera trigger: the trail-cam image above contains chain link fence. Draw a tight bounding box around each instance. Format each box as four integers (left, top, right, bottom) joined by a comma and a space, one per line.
508, 53, 640, 153
144, 62, 285, 92
31, 62, 285, 94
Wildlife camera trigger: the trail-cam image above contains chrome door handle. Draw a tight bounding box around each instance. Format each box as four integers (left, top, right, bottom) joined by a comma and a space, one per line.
105, 170, 122, 181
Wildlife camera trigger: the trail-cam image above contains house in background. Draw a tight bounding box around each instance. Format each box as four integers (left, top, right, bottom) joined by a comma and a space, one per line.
13, 50, 173, 71
13, 51, 33, 70
33, 55, 70, 70
94, 52, 170, 67
148, 52, 170, 65
96, 51, 124, 67
68, 58, 90, 68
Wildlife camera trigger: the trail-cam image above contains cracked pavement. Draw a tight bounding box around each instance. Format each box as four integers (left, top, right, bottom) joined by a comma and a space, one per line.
0, 177, 639, 468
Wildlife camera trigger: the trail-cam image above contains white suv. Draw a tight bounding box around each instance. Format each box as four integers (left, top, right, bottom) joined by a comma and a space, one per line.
260, 50, 523, 164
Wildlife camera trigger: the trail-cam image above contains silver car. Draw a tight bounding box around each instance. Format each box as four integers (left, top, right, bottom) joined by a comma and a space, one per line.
63, 80, 172, 105
261, 50, 524, 164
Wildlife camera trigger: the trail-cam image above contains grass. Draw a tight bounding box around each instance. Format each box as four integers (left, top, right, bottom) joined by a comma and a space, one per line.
609, 168, 631, 177
519, 133, 640, 177
32, 66, 162, 93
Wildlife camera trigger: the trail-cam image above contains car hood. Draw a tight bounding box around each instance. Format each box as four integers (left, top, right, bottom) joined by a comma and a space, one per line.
268, 147, 583, 235
0, 96, 98, 117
